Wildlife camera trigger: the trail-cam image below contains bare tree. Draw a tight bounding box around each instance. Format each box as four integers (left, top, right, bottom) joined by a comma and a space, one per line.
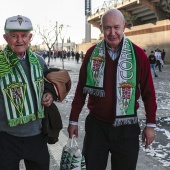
59, 24, 70, 69
34, 21, 59, 66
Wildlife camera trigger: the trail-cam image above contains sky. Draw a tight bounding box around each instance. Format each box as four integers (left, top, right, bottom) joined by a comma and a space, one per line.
0, 0, 106, 45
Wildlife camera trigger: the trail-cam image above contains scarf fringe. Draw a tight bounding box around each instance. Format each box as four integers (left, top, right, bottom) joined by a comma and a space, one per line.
8, 114, 37, 127
8, 110, 45, 127
83, 87, 105, 97
113, 116, 138, 127
38, 110, 45, 119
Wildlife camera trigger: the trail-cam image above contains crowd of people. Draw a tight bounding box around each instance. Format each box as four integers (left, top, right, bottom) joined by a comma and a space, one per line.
147, 48, 166, 77
42, 49, 84, 62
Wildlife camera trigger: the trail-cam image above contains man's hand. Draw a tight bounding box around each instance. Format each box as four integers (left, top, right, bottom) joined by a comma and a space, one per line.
41, 93, 53, 107
68, 124, 78, 138
142, 126, 155, 149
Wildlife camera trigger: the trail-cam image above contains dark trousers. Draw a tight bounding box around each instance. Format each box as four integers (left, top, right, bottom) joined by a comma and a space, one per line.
0, 131, 49, 170
82, 114, 140, 170
155, 60, 162, 72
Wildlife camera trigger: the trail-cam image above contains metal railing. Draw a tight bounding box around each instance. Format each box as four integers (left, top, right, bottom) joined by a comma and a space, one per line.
90, 0, 123, 15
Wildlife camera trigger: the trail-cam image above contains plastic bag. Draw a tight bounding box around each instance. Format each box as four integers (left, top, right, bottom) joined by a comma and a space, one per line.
60, 135, 86, 170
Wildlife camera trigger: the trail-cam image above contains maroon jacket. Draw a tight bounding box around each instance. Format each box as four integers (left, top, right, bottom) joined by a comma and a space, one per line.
69, 43, 157, 125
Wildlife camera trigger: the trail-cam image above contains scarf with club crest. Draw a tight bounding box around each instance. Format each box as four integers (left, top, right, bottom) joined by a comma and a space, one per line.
0, 45, 44, 127
83, 35, 138, 126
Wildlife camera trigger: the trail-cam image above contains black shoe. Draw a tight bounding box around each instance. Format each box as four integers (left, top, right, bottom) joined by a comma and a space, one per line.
155, 75, 158, 77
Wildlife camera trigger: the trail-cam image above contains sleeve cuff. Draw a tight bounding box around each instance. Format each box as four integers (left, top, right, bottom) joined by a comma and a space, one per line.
146, 123, 156, 128
69, 121, 78, 125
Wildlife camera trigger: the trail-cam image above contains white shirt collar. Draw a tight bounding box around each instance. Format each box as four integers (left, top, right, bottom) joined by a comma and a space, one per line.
18, 52, 26, 60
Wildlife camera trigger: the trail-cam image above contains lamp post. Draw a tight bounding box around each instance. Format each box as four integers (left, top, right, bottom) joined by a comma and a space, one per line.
56, 21, 58, 51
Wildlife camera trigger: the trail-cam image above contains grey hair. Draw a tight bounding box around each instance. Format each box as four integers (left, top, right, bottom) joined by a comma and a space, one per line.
4, 30, 30, 35
5, 30, 10, 34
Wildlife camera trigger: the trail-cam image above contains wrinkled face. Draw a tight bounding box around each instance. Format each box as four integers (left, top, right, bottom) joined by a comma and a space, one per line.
3, 31, 32, 58
101, 12, 126, 50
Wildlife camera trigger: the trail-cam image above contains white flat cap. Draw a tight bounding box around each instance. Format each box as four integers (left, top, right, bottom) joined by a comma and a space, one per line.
4, 15, 33, 31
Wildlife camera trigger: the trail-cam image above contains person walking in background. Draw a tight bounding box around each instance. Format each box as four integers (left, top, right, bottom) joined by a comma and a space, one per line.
59, 50, 63, 61
155, 49, 162, 72
75, 51, 80, 63
0, 15, 53, 169
148, 51, 158, 77
143, 49, 147, 56
67, 50, 71, 60
80, 51, 84, 61
42, 50, 48, 59
71, 50, 75, 59
68, 9, 157, 170
161, 49, 166, 65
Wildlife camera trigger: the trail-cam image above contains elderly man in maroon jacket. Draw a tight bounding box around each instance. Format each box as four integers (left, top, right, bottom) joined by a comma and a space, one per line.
68, 9, 157, 170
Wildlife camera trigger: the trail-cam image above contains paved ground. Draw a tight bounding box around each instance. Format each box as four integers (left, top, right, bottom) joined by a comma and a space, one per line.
20, 57, 170, 170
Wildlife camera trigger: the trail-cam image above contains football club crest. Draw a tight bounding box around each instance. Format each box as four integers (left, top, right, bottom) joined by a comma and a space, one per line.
91, 56, 105, 81
3, 82, 26, 115
92, 57, 104, 72
118, 82, 134, 113
17, 16, 24, 25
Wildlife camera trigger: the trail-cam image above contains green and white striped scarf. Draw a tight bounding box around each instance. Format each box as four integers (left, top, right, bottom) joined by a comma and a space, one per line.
0, 46, 44, 127
84, 35, 138, 126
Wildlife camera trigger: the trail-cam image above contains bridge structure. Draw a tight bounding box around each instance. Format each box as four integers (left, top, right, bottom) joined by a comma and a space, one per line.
79, 0, 170, 63
88, 0, 170, 29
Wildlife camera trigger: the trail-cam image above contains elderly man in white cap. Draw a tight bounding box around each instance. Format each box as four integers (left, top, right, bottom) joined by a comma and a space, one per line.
0, 15, 53, 169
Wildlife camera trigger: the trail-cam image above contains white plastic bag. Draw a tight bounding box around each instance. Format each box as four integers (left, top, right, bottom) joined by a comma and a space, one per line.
60, 135, 86, 170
